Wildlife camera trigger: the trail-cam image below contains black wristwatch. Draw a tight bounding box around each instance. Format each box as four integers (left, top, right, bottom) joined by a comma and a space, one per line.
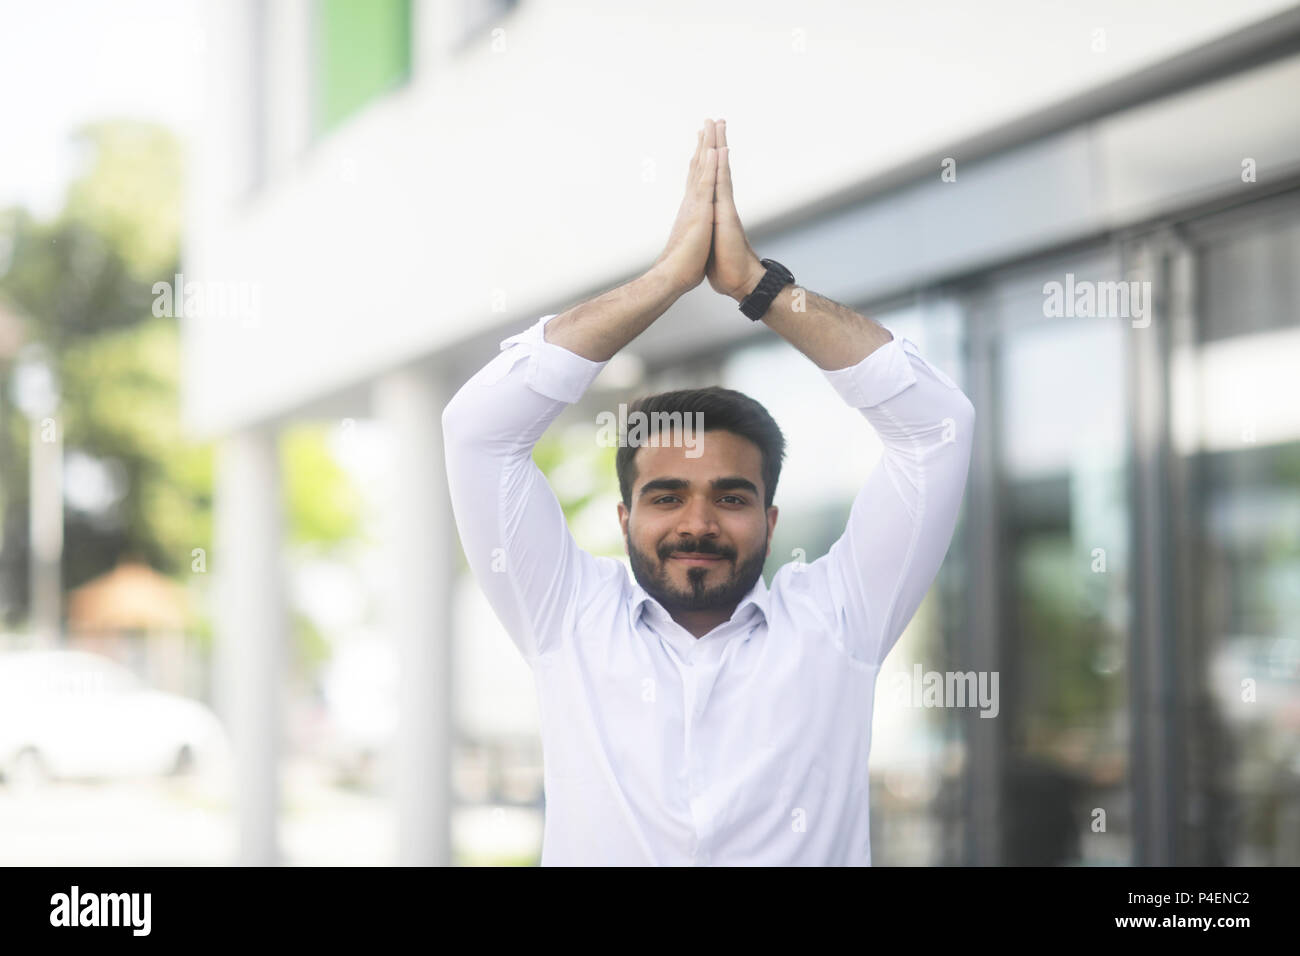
739, 258, 795, 321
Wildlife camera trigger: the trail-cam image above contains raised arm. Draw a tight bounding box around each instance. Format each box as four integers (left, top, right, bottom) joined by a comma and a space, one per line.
544, 119, 722, 360
812, 336, 975, 666
706, 120, 975, 666
441, 120, 722, 662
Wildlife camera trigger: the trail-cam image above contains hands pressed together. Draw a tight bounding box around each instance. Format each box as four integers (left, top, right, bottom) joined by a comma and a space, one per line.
653, 118, 767, 302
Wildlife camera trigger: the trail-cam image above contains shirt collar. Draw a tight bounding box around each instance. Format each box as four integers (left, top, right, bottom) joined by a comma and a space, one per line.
628, 566, 771, 633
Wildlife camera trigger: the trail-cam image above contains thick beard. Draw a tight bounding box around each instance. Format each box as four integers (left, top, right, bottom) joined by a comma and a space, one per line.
626, 528, 768, 614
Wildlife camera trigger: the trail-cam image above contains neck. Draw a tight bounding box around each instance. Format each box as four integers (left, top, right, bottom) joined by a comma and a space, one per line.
670, 603, 738, 639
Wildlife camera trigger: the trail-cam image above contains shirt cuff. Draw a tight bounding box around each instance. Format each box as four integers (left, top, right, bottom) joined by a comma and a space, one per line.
497, 313, 609, 404
821, 332, 920, 408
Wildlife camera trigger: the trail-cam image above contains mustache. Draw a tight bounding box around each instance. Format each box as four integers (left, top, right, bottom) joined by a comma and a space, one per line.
662, 541, 732, 560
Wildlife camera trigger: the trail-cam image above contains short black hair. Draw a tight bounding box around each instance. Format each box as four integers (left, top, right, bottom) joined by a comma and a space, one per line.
615, 386, 787, 510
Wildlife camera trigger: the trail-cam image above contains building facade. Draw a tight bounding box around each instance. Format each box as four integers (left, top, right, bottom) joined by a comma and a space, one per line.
186, 0, 1300, 864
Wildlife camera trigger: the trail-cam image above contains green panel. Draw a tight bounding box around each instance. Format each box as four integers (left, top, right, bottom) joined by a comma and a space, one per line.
316, 0, 411, 135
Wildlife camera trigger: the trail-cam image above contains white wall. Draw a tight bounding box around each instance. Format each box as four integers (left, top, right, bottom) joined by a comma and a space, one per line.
181, 0, 1298, 436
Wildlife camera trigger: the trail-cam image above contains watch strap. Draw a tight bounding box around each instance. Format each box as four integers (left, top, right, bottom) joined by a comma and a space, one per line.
739, 258, 795, 321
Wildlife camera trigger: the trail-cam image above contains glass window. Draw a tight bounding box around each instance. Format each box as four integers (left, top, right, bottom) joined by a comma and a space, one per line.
723, 294, 970, 865
1199, 200, 1300, 344
314, 0, 412, 137
1184, 192, 1300, 865
988, 247, 1133, 865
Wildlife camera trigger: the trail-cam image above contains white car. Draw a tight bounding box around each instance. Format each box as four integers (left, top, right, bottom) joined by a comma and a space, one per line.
0, 649, 229, 787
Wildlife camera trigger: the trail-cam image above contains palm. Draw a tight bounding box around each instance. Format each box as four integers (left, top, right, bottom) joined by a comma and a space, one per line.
706, 216, 753, 298
653, 121, 720, 291
705, 121, 759, 299
654, 119, 758, 297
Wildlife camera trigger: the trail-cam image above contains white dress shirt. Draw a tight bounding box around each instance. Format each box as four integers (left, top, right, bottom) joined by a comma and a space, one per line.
442, 311, 975, 866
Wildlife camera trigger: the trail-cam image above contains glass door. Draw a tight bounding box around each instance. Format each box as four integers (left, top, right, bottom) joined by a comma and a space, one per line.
1176, 190, 1300, 865
971, 244, 1135, 865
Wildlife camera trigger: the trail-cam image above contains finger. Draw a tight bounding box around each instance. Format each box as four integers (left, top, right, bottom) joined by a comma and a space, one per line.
696, 147, 717, 197
703, 118, 717, 154
716, 146, 736, 214
687, 127, 704, 185
716, 119, 727, 150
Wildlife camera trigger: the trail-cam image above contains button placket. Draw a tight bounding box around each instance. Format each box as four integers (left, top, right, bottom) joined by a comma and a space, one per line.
682, 666, 700, 727
682, 661, 710, 856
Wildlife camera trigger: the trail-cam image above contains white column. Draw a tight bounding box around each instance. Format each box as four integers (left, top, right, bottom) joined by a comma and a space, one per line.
265, 0, 312, 178
213, 425, 287, 866
413, 0, 462, 80
28, 414, 62, 647
373, 367, 454, 866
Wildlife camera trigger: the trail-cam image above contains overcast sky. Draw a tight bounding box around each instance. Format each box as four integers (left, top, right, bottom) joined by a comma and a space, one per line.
0, 0, 200, 219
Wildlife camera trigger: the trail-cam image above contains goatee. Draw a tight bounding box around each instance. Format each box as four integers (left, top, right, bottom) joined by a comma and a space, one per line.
626, 531, 767, 614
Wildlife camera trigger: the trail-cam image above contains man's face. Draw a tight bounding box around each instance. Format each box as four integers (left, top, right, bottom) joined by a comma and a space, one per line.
617, 429, 778, 615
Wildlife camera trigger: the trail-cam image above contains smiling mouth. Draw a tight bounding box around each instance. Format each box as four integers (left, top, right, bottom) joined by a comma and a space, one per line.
671, 553, 726, 564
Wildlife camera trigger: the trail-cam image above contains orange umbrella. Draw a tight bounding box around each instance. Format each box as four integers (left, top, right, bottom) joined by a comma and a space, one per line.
67, 559, 192, 634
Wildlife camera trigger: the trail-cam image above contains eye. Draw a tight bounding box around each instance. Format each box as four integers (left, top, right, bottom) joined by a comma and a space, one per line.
651, 494, 746, 505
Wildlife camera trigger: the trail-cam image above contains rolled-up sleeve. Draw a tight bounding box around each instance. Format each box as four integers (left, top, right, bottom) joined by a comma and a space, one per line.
486, 313, 608, 403
808, 333, 975, 667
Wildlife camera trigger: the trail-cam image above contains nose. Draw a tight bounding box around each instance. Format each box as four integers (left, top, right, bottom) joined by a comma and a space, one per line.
674, 495, 720, 540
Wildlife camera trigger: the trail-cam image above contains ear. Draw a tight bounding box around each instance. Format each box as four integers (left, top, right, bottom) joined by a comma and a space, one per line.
766, 505, 778, 558
618, 501, 629, 541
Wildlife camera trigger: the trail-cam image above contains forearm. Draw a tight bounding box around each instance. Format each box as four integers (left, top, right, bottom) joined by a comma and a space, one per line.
543, 265, 687, 362
729, 267, 893, 371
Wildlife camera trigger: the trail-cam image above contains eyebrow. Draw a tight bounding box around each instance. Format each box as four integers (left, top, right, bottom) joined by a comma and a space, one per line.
637, 476, 760, 500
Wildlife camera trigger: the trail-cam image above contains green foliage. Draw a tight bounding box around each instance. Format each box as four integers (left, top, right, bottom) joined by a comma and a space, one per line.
0, 119, 359, 672
292, 608, 333, 675
1, 212, 159, 348
57, 313, 213, 580
1016, 535, 1120, 746
281, 424, 363, 549
532, 423, 623, 558
61, 121, 183, 281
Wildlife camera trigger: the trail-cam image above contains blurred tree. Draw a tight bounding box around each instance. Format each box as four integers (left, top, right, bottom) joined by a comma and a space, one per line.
0, 121, 360, 680
61, 121, 183, 281
283, 424, 365, 549
0, 208, 155, 348
533, 422, 624, 558
441, 402, 622, 581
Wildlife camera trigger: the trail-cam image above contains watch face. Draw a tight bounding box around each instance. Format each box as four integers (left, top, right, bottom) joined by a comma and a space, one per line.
762, 259, 794, 283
